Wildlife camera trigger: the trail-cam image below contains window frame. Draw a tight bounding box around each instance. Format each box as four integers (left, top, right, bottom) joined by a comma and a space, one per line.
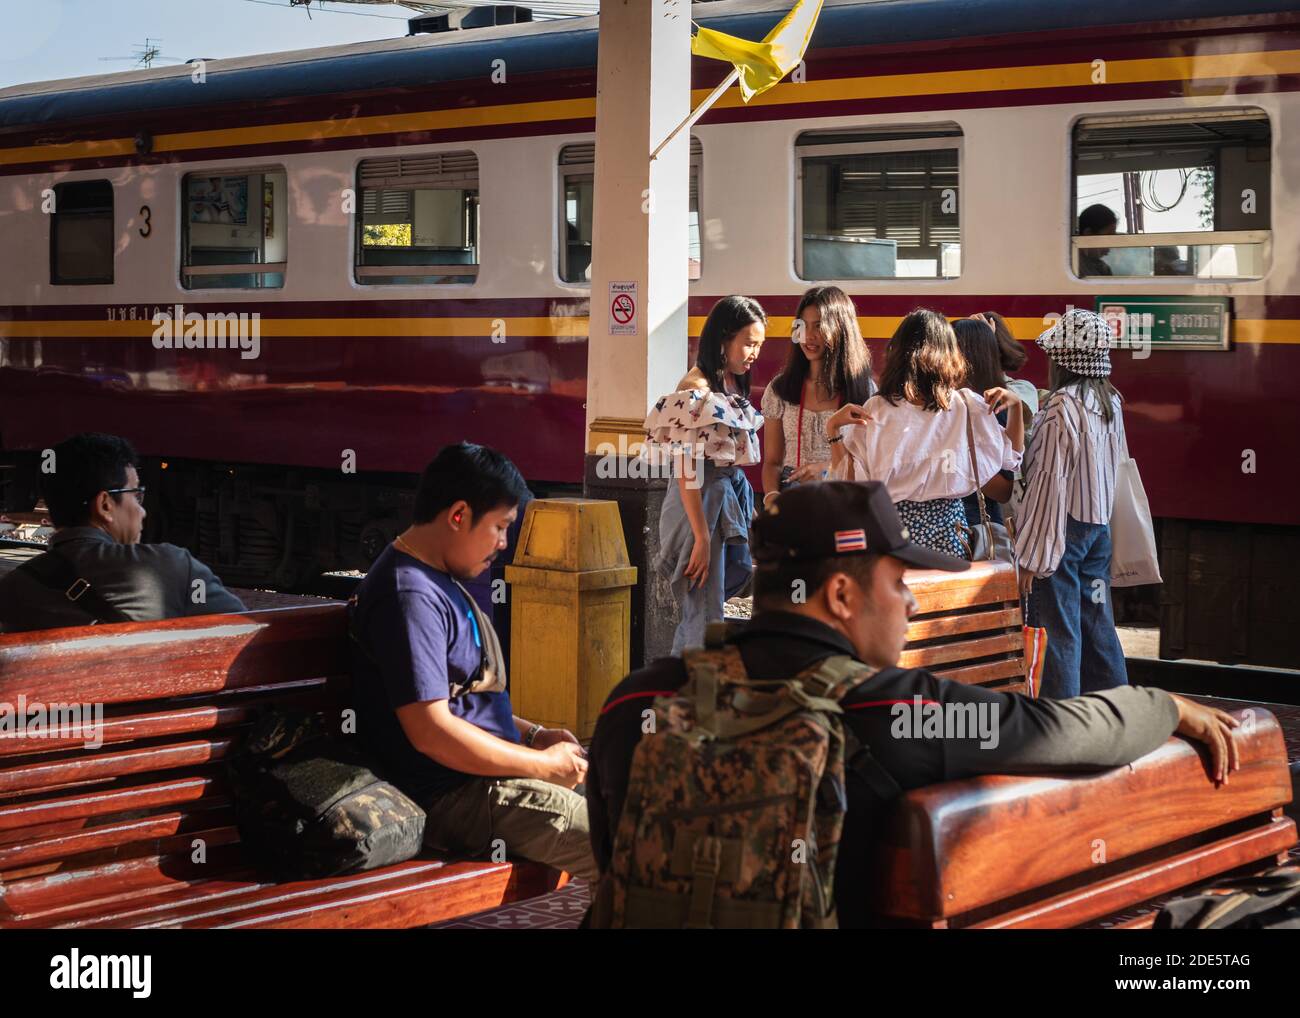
556, 137, 702, 286
50, 179, 115, 286
180, 165, 288, 291
1069, 108, 1273, 282
794, 129, 964, 282
353, 150, 480, 287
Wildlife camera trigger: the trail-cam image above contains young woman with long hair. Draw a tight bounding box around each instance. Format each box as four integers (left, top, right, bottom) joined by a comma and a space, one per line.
643, 295, 766, 653
827, 308, 1023, 558
760, 285, 875, 508
953, 317, 1015, 528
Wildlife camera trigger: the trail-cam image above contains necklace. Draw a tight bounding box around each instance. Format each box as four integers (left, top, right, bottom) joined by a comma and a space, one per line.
394, 533, 439, 570
805, 372, 835, 403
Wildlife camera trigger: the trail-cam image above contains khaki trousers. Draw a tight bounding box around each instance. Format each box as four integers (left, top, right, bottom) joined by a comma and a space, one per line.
423, 776, 597, 883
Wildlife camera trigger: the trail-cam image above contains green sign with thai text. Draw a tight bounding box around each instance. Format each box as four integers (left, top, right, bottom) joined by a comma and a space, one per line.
1094, 296, 1230, 352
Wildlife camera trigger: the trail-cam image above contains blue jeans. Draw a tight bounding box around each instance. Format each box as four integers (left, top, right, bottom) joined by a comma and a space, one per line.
1027, 516, 1128, 699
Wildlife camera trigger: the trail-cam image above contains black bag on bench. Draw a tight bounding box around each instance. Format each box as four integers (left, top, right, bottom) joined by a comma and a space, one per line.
1153, 867, 1300, 930
228, 709, 427, 880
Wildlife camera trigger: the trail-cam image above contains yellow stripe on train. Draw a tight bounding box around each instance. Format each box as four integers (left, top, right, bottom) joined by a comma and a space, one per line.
2, 316, 1298, 344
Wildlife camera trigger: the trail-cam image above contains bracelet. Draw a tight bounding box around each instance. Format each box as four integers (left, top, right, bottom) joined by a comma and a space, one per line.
524, 723, 543, 747
828, 434, 844, 444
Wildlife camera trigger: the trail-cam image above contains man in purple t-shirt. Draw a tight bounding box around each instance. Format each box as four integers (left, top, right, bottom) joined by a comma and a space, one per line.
350, 443, 596, 880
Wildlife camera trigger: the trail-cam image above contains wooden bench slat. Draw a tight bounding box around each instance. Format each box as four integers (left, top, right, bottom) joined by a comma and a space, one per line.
0, 685, 338, 758
0, 606, 348, 706
162, 862, 563, 931
898, 631, 1022, 670
930, 657, 1029, 686
904, 562, 1018, 615
905, 607, 1022, 643
925, 657, 1026, 688
1, 847, 256, 926
0, 738, 234, 796
0, 776, 217, 833
0, 806, 231, 870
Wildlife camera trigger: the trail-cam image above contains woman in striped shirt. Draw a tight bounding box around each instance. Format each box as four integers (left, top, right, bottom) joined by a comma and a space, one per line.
1015, 309, 1128, 698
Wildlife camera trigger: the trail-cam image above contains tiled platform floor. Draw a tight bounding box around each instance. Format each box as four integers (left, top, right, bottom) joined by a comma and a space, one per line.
429, 880, 591, 930
432, 697, 1300, 931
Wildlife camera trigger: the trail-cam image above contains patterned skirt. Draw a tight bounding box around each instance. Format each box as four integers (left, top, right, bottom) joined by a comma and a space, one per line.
895, 498, 971, 560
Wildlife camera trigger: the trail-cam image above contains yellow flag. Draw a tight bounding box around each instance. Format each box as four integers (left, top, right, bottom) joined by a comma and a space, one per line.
691, 0, 824, 102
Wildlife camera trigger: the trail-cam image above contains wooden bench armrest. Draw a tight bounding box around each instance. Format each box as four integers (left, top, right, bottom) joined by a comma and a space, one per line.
871, 708, 1294, 920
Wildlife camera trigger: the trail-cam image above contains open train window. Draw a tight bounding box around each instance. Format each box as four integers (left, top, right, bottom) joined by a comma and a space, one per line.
558, 137, 701, 284
181, 169, 286, 289
1072, 110, 1271, 279
50, 180, 114, 285
355, 152, 479, 285
796, 126, 962, 280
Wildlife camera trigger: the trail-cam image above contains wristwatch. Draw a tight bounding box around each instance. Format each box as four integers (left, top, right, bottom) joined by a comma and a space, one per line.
524, 723, 543, 747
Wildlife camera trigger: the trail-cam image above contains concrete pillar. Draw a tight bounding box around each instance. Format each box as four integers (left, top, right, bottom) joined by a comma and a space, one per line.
583, 0, 693, 667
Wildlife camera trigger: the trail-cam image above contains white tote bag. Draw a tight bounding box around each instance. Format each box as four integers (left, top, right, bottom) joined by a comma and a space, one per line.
1109, 423, 1162, 587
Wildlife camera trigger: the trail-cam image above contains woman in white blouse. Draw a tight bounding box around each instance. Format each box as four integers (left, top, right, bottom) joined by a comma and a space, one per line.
826, 309, 1023, 558
1014, 309, 1129, 698
760, 286, 875, 509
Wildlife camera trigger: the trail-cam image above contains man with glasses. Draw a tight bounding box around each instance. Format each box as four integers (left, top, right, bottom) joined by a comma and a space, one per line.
0, 433, 244, 632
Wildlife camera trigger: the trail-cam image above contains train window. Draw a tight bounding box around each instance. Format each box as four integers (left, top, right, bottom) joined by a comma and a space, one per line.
558, 137, 702, 284
181, 169, 287, 289
50, 180, 114, 285
355, 152, 479, 285
796, 126, 962, 280
1072, 110, 1271, 279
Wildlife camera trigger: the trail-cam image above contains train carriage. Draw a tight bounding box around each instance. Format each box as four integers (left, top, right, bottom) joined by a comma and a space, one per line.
1, 0, 1297, 664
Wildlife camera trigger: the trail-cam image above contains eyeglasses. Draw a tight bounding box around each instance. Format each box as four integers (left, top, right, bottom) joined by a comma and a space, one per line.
105, 486, 147, 505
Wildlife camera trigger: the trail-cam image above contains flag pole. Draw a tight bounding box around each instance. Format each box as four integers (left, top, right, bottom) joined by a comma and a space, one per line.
650, 67, 739, 162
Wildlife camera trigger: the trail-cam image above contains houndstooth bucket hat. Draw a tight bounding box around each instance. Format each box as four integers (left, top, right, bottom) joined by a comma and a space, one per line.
1037, 308, 1114, 377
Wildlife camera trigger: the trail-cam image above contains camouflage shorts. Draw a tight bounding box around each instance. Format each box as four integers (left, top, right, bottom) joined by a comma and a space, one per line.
422, 776, 597, 882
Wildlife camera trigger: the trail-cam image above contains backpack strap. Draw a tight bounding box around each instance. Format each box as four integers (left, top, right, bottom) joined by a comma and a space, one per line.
703, 620, 741, 649
805, 655, 905, 803
681, 650, 879, 742
16, 548, 132, 626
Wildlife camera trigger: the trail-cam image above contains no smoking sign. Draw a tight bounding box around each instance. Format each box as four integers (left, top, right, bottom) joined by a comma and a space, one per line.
608, 281, 638, 336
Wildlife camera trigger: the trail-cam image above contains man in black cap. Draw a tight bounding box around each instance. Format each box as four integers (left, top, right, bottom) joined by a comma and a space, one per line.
586, 481, 1241, 926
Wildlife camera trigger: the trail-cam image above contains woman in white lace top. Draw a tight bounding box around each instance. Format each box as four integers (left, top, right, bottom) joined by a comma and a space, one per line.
760, 286, 876, 509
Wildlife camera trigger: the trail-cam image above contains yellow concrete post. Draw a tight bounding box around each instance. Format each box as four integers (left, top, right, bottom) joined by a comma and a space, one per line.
504, 498, 638, 740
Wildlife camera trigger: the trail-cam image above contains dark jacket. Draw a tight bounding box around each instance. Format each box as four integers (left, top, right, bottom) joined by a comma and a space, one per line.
0, 527, 246, 633
586, 610, 1180, 927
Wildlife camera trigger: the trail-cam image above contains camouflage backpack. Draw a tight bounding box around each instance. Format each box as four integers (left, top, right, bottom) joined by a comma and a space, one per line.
227, 709, 427, 880
596, 625, 879, 929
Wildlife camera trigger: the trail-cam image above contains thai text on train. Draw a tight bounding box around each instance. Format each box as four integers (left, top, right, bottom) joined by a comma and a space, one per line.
151, 304, 261, 360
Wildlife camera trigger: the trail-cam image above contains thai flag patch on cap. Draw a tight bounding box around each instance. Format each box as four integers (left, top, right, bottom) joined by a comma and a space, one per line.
834, 528, 867, 553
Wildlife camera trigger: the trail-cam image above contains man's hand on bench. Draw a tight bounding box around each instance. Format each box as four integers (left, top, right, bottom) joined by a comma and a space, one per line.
1171, 694, 1242, 787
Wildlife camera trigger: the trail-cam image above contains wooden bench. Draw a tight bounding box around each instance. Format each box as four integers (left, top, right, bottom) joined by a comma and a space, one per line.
0, 604, 564, 929
902, 560, 1029, 695
867, 707, 1297, 928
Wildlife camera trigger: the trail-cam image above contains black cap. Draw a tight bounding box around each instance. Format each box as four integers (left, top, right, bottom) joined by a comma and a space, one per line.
751, 481, 969, 572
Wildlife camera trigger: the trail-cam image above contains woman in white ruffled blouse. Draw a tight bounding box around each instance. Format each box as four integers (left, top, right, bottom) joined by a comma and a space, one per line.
643, 296, 766, 654
827, 309, 1023, 559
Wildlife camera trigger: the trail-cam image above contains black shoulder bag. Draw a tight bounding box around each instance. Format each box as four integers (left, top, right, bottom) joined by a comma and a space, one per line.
15, 549, 132, 625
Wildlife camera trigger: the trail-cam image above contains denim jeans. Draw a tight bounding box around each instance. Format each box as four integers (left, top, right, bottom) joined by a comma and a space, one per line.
1027, 516, 1129, 699
660, 463, 754, 655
